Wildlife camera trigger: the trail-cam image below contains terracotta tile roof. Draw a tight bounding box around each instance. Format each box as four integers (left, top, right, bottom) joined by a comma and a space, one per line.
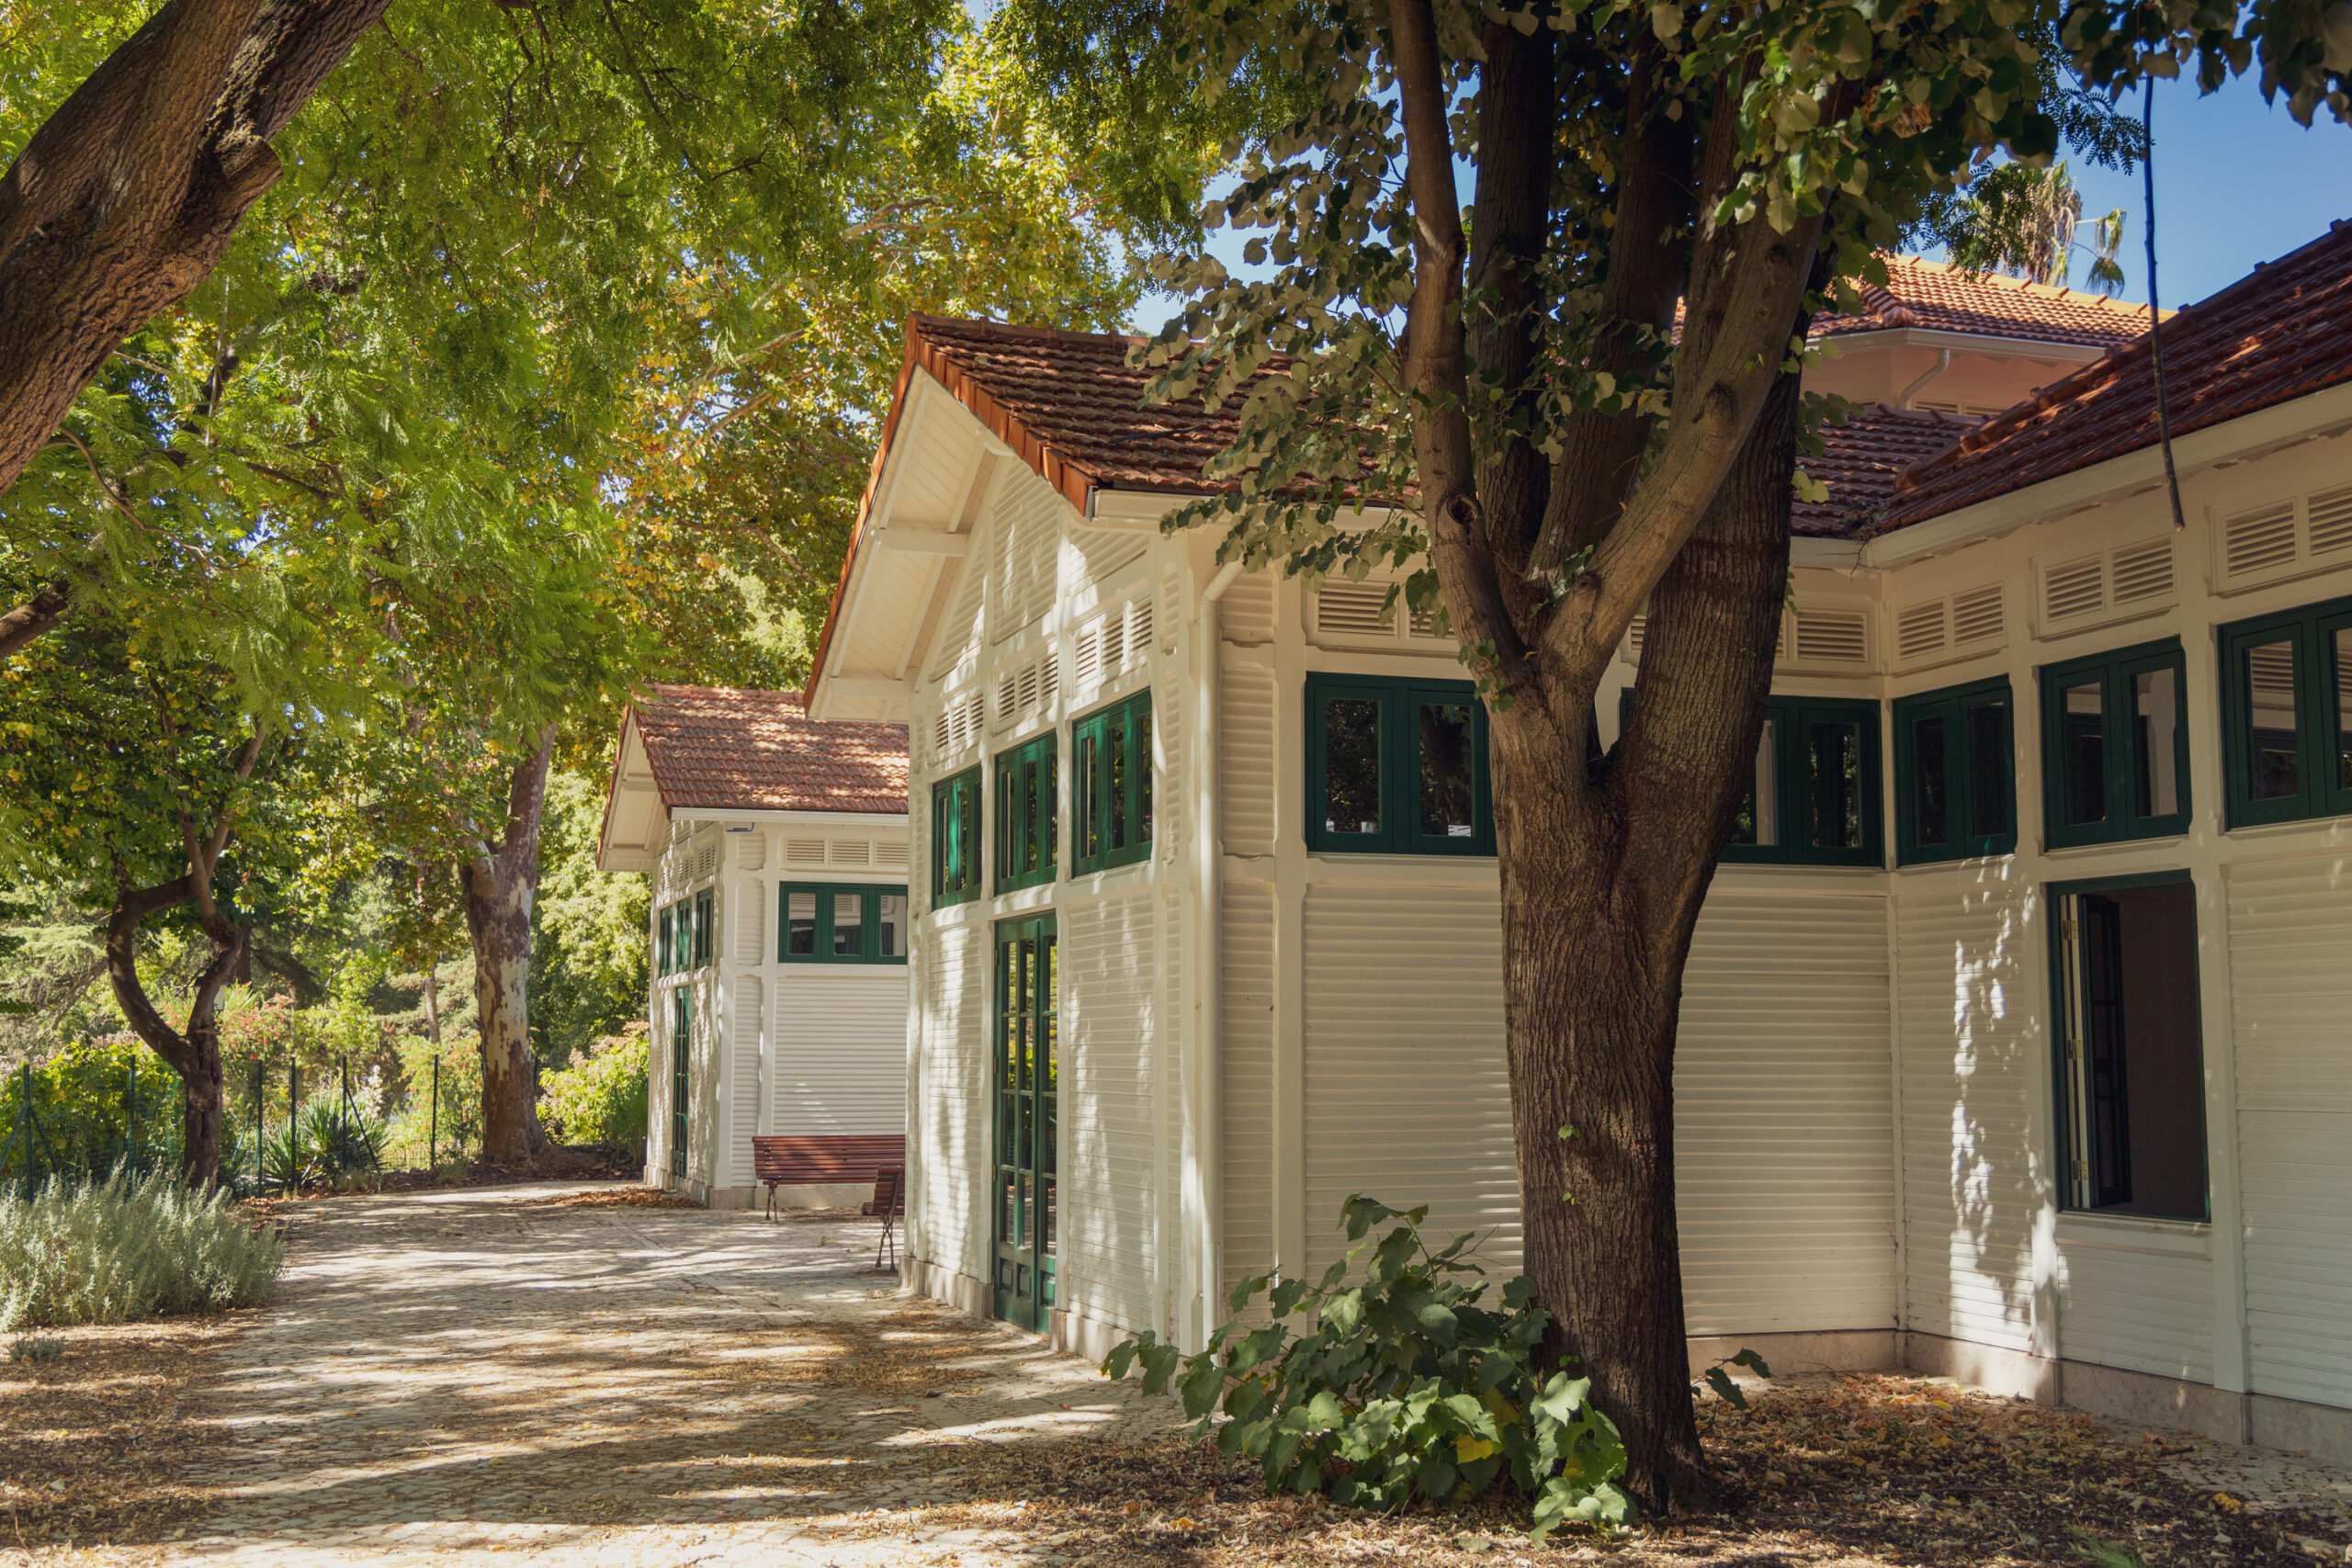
1796, 404, 1982, 537
906, 315, 1289, 505
633, 684, 906, 814
1881, 220, 2352, 532
1813, 255, 2155, 349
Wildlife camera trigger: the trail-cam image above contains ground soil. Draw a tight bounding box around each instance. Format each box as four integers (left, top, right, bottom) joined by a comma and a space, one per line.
3, 1184, 2346, 1566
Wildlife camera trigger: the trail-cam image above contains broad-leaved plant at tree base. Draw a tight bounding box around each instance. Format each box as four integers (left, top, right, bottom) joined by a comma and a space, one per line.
1103, 1196, 1635, 1540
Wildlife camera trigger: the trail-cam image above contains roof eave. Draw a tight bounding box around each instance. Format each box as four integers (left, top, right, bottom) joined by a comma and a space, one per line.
1865, 378, 2352, 569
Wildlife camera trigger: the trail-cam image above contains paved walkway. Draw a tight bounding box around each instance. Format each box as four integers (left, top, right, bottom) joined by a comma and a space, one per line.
174, 1183, 1182, 1566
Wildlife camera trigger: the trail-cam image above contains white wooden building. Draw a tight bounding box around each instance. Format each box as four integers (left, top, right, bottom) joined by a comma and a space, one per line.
597, 683, 911, 1208
805, 230, 2352, 1461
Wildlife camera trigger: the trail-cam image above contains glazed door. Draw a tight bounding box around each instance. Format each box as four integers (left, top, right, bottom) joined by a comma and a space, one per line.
990, 916, 1057, 1331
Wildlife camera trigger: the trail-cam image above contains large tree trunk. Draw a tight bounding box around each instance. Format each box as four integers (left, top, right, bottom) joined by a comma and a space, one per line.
458, 734, 555, 1165
0, 0, 390, 495
1496, 368, 1803, 1509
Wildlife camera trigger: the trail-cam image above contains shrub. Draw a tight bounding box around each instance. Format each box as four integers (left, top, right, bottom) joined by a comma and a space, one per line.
541, 1024, 649, 1152
1104, 1196, 1634, 1540
0, 1037, 182, 1183
0, 1168, 284, 1330
9, 1335, 63, 1363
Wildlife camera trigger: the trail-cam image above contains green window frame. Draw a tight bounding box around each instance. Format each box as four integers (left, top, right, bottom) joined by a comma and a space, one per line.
2038, 637, 2192, 850
1893, 677, 2018, 865
1073, 689, 1154, 874
1656, 693, 1882, 867
691, 887, 714, 970
1305, 673, 1494, 855
778, 883, 910, 964
992, 733, 1058, 894
932, 765, 983, 907
669, 983, 690, 1179
655, 904, 673, 977
2219, 592, 2352, 828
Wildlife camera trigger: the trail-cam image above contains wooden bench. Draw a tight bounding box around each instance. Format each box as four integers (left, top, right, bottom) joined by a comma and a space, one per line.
864, 1165, 905, 1270
752, 1134, 907, 1220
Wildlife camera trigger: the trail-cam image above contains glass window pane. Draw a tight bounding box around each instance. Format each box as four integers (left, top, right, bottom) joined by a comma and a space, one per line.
1136, 705, 1154, 843
2062, 682, 2107, 827
1968, 700, 2011, 838
2134, 666, 2184, 818
1040, 748, 1057, 868
2245, 640, 2300, 802
877, 895, 907, 958
1075, 730, 1100, 860
2337, 629, 2352, 791
786, 892, 817, 955
1108, 715, 1129, 848
1323, 696, 1383, 835
1807, 719, 1861, 851
832, 894, 864, 957
1910, 713, 1949, 845
1417, 701, 1475, 838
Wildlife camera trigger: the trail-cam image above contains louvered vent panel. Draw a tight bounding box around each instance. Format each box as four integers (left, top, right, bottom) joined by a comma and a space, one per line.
995, 673, 1019, 722
785, 839, 826, 867
960, 694, 983, 749
1129, 596, 1154, 655
695, 846, 718, 879
876, 840, 910, 869
736, 832, 766, 872
1317, 581, 1391, 637
2109, 539, 2175, 605
2224, 502, 2301, 578
1017, 664, 1040, 711
932, 710, 952, 758
1894, 601, 1948, 663
1951, 585, 2005, 645
830, 840, 872, 867
2042, 556, 2108, 622
1075, 626, 1102, 688
1792, 608, 1869, 665
2309, 486, 2352, 558
1103, 614, 1125, 671
1039, 650, 1058, 706
1624, 615, 1648, 660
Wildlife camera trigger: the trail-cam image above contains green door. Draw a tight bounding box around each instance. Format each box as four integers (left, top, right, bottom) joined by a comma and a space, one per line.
991, 915, 1057, 1331
670, 985, 691, 1179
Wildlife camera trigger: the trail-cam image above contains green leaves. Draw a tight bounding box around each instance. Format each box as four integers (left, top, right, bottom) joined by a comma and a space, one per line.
1101, 1196, 1633, 1542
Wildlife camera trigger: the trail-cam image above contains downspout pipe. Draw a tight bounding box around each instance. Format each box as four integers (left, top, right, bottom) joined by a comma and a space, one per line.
1193, 558, 1243, 1349
1897, 347, 1952, 410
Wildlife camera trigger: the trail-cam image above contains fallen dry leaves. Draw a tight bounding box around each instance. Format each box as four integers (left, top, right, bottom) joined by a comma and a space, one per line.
0, 1314, 243, 1556
904, 1373, 2349, 1567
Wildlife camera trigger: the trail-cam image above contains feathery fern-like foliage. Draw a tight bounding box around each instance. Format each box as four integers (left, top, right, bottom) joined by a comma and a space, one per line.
0, 1168, 283, 1330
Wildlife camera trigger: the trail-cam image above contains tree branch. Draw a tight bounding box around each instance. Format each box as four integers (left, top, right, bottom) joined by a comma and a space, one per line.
0, 578, 74, 659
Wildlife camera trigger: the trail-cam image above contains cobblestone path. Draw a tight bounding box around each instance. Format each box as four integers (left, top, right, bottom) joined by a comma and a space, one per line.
174, 1183, 1182, 1566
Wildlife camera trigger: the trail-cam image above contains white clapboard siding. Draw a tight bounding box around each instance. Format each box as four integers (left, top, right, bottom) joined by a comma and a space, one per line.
1070, 525, 1148, 587
928, 535, 988, 682
692, 977, 721, 1189
1162, 882, 1186, 1333
725, 976, 763, 1187
1220, 880, 1277, 1293
1157, 666, 1183, 862
1301, 883, 1519, 1279
1221, 574, 1275, 645
733, 884, 765, 967
2227, 854, 2352, 1408
1063, 893, 1161, 1332
918, 922, 987, 1281
989, 472, 1061, 643
2056, 1240, 2213, 1382
1678, 887, 1895, 1334
773, 970, 910, 1136
1894, 885, 2041, 1352
1219, 657, 1277, 858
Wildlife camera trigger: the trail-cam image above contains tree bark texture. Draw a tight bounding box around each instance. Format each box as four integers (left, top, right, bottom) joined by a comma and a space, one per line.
1381, 0, 1827, 1510
0, 0, 390, 494
0, 578, 74, 658
459, 734, 554, 1165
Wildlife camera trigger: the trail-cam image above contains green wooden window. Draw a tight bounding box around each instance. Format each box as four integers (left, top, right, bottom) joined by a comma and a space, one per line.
1305, 673, 1494, 855
2038, 637, 2191, 850
1894, 677, 2018, 865
1073, 690, 1153, 874
1701, 695, 1883, 867
655, 905, 674, 977
933, 766, 983, 907
992, 733, 1057, 893
2220, 592, 2352, 828
669, 984, 690, 1179
778, 883, 910, 964
691, 887, 714, 969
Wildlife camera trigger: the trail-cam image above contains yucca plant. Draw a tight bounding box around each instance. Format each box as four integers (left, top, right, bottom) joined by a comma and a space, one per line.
0, 1167, 284, 1330
299, 1100, 386, 1180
